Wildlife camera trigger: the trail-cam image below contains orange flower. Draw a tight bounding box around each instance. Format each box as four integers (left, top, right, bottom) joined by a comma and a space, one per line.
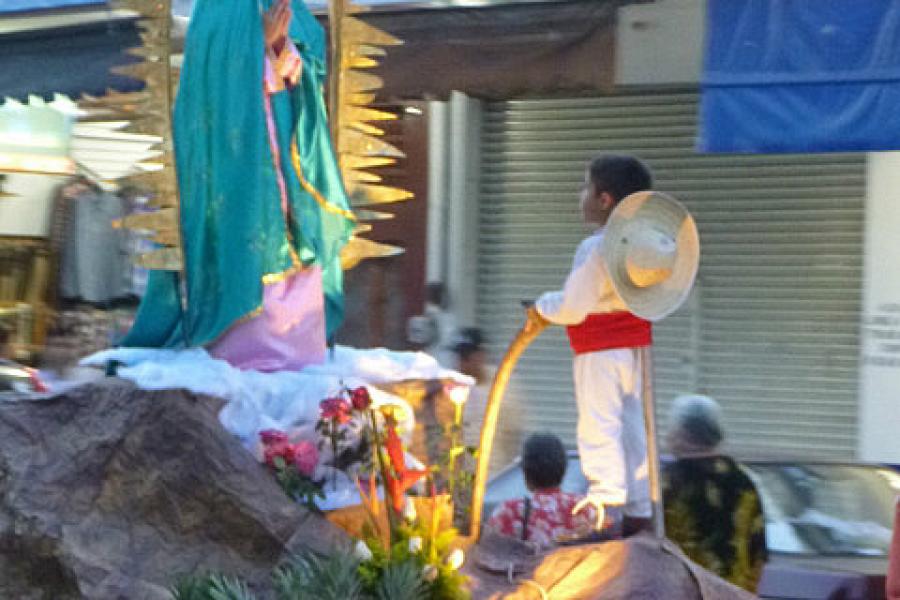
384, 467, 427, 513
382, 422, 426, 512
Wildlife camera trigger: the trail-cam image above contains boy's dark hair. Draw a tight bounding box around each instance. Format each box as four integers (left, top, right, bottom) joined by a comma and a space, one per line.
588, 154, 653, 203
522, 432, 567, 490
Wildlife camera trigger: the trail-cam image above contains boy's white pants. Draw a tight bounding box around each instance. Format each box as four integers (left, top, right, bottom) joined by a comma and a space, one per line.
574, 347, 651, 518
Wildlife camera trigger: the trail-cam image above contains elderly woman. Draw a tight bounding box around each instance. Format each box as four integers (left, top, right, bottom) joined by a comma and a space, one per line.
662, 395, 768, 593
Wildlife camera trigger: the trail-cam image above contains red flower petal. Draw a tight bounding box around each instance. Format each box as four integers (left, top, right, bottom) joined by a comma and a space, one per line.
350, 386, 372, 411
384, 425, 406, 472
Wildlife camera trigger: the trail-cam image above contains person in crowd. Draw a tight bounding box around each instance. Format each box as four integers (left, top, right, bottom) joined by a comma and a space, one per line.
406, 315, 438, 353
486, 432, 597, 549
662, 394, 768, 593
424, 282, 456, 365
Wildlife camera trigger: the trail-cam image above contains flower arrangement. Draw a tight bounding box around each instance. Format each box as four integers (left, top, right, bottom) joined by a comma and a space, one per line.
343, 386, 469, 599
259, 429, 324, 512
251, 383, 472, 599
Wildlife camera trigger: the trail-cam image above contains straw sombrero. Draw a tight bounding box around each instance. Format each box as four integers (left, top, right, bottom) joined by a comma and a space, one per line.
603, 191, 700, 322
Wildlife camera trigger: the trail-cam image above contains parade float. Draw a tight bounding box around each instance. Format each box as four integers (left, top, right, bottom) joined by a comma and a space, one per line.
0, 2, 762, 599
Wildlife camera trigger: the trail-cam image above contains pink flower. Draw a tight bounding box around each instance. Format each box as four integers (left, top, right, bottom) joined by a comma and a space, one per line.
260, 429, 289, 446
292, 441, 319, 477
350, 386, 372, 411
320, 397, 352, 424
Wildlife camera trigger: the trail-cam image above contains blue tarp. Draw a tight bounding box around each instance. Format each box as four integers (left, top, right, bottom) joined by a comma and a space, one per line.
699, 0, 900, 153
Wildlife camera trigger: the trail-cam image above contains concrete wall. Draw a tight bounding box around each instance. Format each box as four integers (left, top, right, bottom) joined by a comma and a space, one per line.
616, 0, 706, 86
434, 91, 482, 328
858, 152, 900, 463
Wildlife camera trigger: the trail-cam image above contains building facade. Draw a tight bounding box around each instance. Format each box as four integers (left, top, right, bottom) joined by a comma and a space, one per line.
427, 0, 900, 465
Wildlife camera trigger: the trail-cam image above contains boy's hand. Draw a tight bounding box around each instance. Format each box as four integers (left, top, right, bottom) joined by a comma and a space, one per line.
573, 495, 606, 530
524, 305, 548, 333
525, 304, 546, 324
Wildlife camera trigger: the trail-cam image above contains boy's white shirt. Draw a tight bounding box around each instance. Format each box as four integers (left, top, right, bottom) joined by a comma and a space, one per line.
533, 227, 652, 520
534, 228, 628, 325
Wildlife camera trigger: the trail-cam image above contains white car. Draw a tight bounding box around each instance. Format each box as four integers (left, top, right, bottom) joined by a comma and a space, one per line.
484, 453, 897, 600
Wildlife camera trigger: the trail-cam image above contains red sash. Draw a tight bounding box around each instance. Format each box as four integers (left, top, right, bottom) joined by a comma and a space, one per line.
566, 312, 652, 355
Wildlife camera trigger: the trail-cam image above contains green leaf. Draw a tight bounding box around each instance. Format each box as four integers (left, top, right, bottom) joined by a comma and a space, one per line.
274, 551, 364, 600
374, 560, 427, 600
169, 574, 256, 600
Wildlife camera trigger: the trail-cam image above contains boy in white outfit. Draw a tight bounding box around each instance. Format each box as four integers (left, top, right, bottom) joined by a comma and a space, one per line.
528, 154, 654, 535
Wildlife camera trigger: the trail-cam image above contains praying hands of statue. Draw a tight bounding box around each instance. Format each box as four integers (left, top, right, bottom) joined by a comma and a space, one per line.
264, 0, 292, 52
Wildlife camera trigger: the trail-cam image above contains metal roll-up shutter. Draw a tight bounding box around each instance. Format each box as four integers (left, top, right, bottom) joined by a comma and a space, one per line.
477, 89, 864, 462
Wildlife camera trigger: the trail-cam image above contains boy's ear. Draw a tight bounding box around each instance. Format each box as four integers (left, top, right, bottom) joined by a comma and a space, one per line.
598, 191, 616, 211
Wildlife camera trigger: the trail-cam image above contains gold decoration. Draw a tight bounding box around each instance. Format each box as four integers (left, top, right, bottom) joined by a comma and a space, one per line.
329, 0, 413, 267
344, 169, 383, 184
344, 55, 380, 70
135, 246, 183, 271
340, 155, 396, 170
341, 106, 397, 124
342, 16, 403, 48
353, 44, 388, 58
343, 71, 384, 94
95, 0, 183, 273
340, 236, 403, 270
347, 183, 414, 206
338, 129, 404, 159
353, 209, 395, 221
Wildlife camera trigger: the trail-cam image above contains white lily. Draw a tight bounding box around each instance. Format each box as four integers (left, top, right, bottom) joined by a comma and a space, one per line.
408, 536, 423, 554
445, 383, 470, 407
445, 548, 465, 571
353, 540, 373, 562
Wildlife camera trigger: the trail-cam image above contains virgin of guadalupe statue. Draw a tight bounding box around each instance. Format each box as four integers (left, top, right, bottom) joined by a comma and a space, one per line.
122, 0, 355, 371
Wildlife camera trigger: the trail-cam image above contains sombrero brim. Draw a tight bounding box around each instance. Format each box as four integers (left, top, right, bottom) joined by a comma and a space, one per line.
603, 191, 700, 322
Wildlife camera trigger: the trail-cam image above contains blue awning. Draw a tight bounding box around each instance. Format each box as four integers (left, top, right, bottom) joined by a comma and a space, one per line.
698, 0, 900, 153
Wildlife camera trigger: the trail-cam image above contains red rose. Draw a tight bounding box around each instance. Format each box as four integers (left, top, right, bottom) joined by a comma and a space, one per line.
260, 429, 288, 446
320, 397, 352, 424
350, 386, 372, 411
264, 441, 293, 468
292, 441, 319, 477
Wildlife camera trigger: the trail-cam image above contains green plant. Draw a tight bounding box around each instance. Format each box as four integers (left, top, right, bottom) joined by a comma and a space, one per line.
373, 559, 427, 600
170, 574, 256, 600
273, 551, 365, 600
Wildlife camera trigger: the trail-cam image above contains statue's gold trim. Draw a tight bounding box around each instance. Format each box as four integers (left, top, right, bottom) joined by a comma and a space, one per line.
290, 139, 358, 222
